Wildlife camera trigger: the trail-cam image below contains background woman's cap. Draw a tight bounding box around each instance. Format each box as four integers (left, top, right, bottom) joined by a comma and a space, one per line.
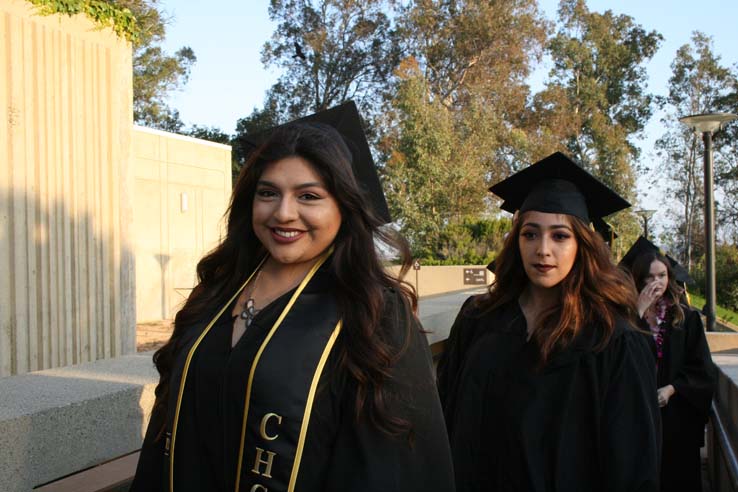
619, 236, 661, 270
666, 254, 694, 285
618, 237, 693, 284
243, 101, 391, 224
488, 151, 631, 223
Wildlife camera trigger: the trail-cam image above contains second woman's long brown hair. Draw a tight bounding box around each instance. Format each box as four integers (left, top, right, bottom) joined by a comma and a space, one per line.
478, 211, 639, 364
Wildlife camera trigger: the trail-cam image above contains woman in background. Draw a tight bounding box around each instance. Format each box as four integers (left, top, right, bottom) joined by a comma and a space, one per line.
439, 152, 660, 491
623, 239, 716, 492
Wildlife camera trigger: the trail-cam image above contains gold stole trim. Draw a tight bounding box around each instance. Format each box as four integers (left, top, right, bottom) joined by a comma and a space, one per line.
232, 248, 334, 492
287, 320, 342, 491
168, 255, 268, 492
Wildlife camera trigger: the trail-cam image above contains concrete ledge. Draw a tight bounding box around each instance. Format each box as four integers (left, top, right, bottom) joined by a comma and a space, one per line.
387, 264, 493, 298
0, 354, 158, 492
708, 333, 738, 354
419, 289, 481, 346
717, 319, 738, 333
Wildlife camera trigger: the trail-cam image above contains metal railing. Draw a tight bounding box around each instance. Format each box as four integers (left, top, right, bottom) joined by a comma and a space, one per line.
710, 401, 738, 491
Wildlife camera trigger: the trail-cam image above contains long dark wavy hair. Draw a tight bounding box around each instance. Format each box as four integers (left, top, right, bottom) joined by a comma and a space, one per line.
151, 122, 417, 437
629, 252, 685, 328
479, 211, 639, 364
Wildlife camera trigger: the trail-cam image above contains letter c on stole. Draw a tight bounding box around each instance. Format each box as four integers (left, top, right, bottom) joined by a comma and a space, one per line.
259, 413, 283, 441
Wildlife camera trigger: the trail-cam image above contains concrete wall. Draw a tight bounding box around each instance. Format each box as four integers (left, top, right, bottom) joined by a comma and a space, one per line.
708, 333, 738, 354
386, 264, 493, 298
0, 0, 135, 377
131, 126, 232, 322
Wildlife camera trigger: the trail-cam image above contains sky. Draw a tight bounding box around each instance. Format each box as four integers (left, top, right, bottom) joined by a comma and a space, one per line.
158, 0, 738, 228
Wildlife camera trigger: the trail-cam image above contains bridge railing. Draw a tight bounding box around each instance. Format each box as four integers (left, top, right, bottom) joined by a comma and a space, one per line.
706, 331, 738, 492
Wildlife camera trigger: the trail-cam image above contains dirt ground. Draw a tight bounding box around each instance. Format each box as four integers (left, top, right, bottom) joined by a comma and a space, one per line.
136, 320, 174, 352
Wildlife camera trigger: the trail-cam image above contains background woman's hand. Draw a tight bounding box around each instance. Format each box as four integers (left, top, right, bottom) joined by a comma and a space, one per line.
657, 385, 675, 407
637, 281, 661, 318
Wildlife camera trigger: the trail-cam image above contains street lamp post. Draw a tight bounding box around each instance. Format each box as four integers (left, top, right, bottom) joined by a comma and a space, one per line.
679, 112, 738, 332
635, 209, 656, 240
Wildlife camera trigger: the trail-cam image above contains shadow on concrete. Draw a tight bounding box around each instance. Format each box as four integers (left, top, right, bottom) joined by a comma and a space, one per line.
0, 185, 148, 490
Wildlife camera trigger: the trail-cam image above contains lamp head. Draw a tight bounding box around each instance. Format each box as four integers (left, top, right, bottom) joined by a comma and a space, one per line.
679, 112, 738, 134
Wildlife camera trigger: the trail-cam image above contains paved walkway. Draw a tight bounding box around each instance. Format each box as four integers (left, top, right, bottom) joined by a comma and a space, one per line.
136, 320, 173, 352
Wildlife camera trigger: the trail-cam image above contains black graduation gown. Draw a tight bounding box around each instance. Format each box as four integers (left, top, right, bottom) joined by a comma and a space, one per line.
654, 304, 716, 492
131, 267, 455, 492
437, 296, 661, 492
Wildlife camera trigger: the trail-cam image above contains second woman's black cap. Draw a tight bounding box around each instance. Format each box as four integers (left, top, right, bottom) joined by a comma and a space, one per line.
619, 236, 661, 270
488, 152, 631, 223
619, 236, 694, 284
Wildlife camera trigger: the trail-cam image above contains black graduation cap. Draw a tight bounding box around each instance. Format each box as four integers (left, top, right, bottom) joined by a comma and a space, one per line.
489, 152, 631, 223
593, 217, 618, 245
242, 101, 391, 224
619, 237, 694, 285
618, 236, 661, 271
666, 254, 694, 285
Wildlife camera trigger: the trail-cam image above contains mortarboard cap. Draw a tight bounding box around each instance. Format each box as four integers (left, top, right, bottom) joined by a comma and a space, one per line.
618, 236, 661, 271
489, 152, 630, 223
243, 101, 391, 224
666, 254, 694, 285
619, 237, 694, 285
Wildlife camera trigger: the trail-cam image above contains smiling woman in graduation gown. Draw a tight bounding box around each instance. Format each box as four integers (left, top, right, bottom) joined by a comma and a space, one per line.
438, 152, 661, 492
621, 239, 716, 491
130, 102, 455, 492
134, 262, 449, 491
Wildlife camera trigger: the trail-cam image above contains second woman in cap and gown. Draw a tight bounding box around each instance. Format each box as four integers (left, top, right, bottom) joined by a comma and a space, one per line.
438, 152, 661, 491
130, 102, 455, 492
621, 237, 716, 492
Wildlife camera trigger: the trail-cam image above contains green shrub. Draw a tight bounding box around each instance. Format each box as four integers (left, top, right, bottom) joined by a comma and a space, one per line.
27, 0, 138, 41
691, 243, 738, 312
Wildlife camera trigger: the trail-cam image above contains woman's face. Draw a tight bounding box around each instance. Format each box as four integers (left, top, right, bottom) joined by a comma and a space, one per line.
644, 259, 669, 299
518, 211, 579, 290
252, 156, 342, 268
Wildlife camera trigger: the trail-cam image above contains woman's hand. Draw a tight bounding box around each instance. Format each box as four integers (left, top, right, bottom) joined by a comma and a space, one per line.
657, 385, 675, 407
637, 281, 662, 318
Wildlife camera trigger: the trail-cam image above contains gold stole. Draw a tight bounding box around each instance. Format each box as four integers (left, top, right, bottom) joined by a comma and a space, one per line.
167, 248, 341, 492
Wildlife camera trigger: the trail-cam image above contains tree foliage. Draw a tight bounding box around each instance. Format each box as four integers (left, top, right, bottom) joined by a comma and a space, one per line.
531, 0, 662, 201
383, 0, 548, 257
654, 32, 737, 267
382, 60, 486, 257
114, 0, 196, 131
29, 0, 138, 40
260, 0, 401, 121
692, 244, 738, 312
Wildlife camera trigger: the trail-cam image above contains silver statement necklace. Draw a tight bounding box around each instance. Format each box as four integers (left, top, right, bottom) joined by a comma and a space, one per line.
240, 270, 262, 327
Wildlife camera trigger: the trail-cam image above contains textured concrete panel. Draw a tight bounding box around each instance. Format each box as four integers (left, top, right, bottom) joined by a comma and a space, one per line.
0, 353, 158, 492
0, 0, 135, 377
